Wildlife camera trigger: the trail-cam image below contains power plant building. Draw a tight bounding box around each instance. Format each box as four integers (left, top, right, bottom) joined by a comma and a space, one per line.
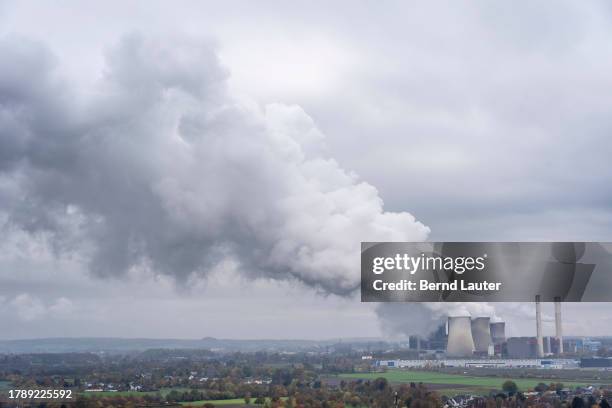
444, 294, 564, 359
490, 322, 506, 345
507, 337, 538, 358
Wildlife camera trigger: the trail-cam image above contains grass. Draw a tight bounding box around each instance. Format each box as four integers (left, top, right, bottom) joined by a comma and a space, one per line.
180, 398, 247, 406
338, 371, 596, 392
82, 389, 286, 407
81, 387, 191, 397
180, 397, 287, 407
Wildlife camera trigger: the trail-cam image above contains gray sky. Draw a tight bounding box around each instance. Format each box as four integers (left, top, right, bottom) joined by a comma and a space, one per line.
1, 1, 612, 340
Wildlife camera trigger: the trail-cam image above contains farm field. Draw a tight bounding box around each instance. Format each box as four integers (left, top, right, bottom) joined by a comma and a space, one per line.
180, 397, 285, 407
180, 398, 247, 406
337, 370, 600, 395
81, 387, 191, 397
81, 389, 284, 407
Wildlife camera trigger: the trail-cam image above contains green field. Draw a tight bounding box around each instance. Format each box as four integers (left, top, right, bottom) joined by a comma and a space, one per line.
180, 398, 247, 406
82, 387, 191, 397
83, 391, 278, 407
338, 371, 596, 394
180, 397, 285, 407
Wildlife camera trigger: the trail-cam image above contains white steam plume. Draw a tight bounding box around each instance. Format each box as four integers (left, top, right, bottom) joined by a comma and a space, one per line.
375, 303, 502, 338
0, 34, 429, 295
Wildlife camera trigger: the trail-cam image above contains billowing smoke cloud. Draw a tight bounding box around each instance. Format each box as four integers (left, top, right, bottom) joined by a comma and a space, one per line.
0, 34, 429, 295
375, 302, 499, 338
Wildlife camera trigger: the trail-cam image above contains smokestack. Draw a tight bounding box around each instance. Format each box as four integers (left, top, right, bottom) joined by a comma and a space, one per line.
471, 317, 492, 354
490, 322, 506, 345
535, 295, 544, 358
555, 297, 564, 354
447, 316, 475, 357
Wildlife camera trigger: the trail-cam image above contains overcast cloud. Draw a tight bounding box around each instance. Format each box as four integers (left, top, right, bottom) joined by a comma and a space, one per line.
1, 1, 612, 340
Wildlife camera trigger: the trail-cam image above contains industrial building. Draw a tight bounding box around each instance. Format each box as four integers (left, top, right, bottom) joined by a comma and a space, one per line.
444, 295, 565, 359
376, 358, 579, 369
490, 322, 506, 356
408, 324, 447, 352
490, 322, 505, 345
505, 336, 564, 358
507, 337, 538, 358
580, 357, 612, 368
371, 300, 607, 372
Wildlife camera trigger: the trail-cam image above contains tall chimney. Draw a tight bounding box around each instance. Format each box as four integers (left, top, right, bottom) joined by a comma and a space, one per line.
535, 295, 544, 357
555, 297, 564, 354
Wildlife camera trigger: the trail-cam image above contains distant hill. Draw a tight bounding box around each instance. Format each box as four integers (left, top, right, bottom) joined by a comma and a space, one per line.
0, 337, 385, 353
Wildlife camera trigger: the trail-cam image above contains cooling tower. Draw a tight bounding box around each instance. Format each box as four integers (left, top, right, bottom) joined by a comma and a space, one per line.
471, 317, 492, 354
447, 316, 475, 357
490, 322, 506, 345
